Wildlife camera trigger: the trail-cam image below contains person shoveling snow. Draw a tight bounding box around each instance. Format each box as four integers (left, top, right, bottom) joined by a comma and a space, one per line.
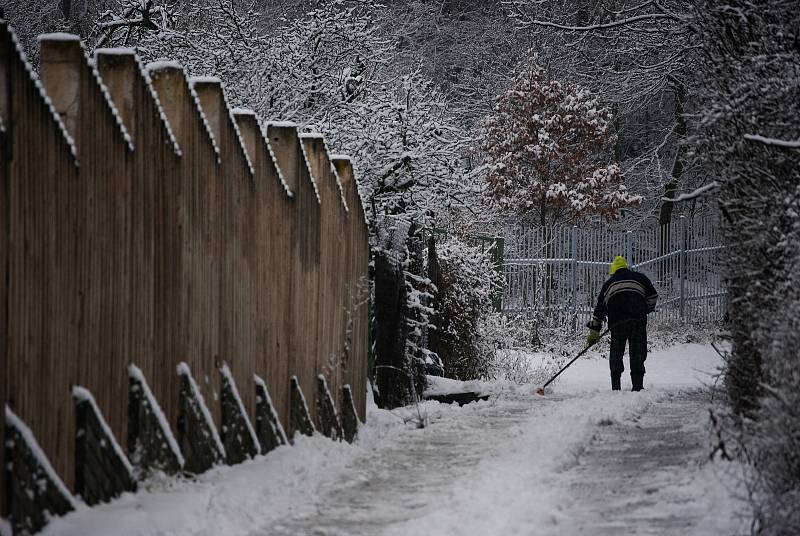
536, 255, 659, 395
587, 255, 658, 391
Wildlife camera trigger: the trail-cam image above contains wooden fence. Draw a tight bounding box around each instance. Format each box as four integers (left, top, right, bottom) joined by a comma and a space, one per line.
0, 22, 369, 519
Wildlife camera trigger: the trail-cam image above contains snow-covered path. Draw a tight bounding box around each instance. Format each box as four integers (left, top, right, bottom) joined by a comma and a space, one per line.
556, 390, 730, 535
44, 344, 746, 536
266, 393, 537, 536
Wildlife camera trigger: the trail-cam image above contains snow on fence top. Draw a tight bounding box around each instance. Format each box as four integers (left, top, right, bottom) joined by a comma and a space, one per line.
330, 155, 369, 226
265, 120, 298, 128
260, 122, 295, 197
186, 79, 222, 163
298, 134, 323, 204
93, 47, 136, 56
37, 32, 81, 42
189, 75, 222, 86
300, 132, 352, 212
317, 135, 350, 214
88, 58, 135, 152
8, 25, 79, 163
128, 55, 181, 156
218, 83, 256, 177
144, 60, 183, 73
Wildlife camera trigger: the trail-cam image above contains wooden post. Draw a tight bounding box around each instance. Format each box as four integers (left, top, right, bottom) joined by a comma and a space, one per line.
191, 77, 223, 144
0, 21, 9, 123
95, 49, 138, 139
0, 20, 9, 519
289, 376, 315, 438
331, 156, 368, 421
253, 375, 288, 454
266, 122, 299, 195
148, 59, 228, 435
232, 109, 258, 169
269, 123, 321, 424
236, 111, 288, 429
301, 134, 348, 413
147, 63, 187, 147
38, 33, 83, 153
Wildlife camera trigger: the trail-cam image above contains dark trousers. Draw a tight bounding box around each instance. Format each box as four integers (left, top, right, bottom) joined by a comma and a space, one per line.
609, 318, 647, 378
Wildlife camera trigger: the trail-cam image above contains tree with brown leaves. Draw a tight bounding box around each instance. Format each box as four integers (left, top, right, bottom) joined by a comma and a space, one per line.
483, 64, 640, 229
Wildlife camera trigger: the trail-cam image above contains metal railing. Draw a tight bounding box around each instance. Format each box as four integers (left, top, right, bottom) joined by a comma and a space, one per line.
500, 216, 725, 324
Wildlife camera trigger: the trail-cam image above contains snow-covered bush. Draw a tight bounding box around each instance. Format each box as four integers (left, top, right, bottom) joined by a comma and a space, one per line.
403, 224, 436, 399
428, 236, 503, 380
371, 217, 437, 409
475, 312, 543, 383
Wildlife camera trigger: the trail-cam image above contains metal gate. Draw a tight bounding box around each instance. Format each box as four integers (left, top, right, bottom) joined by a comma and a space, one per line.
501, 216, 725, 324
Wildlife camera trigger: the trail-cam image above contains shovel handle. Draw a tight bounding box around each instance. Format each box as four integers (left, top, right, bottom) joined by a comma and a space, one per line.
539, 328, 610, 390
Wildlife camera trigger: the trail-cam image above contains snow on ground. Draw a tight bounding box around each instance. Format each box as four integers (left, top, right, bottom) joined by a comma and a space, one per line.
43, 343, 747, 536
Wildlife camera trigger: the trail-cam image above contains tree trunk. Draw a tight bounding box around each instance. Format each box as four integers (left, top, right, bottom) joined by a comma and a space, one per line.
60, 0, 72, 19
658, 82, 686, 282
372, 221, 412, 409
373, 246, 410, 409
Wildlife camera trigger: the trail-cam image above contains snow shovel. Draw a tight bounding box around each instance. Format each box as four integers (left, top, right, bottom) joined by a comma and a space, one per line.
535, 328, 610, 396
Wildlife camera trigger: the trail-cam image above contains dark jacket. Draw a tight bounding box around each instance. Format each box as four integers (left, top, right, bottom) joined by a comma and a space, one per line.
590, 268, 657, 329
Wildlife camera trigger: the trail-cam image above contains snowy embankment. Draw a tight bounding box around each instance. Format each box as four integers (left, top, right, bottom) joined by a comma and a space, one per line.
43, 343, 745, 536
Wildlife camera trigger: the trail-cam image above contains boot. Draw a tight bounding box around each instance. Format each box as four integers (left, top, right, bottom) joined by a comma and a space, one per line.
631, 374, 644, 392
611, 374, 621, 391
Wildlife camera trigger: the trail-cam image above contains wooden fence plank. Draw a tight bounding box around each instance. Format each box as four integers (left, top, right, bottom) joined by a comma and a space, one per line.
0, 21, 9, 517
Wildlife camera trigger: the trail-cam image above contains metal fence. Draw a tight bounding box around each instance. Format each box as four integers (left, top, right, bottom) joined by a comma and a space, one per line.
501, 216, 725, 324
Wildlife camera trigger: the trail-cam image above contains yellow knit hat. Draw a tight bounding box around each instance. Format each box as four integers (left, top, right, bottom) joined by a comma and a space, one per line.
609, 256, 628, 275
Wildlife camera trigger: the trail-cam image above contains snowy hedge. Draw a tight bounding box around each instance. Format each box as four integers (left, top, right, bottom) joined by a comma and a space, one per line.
694, 2, 800, 533
429, 236, 503, 380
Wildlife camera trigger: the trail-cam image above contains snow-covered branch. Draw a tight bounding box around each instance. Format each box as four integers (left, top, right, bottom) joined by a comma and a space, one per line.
523, 13, 678, 32
743, 134, 800, 149
662, 181, 718, 203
